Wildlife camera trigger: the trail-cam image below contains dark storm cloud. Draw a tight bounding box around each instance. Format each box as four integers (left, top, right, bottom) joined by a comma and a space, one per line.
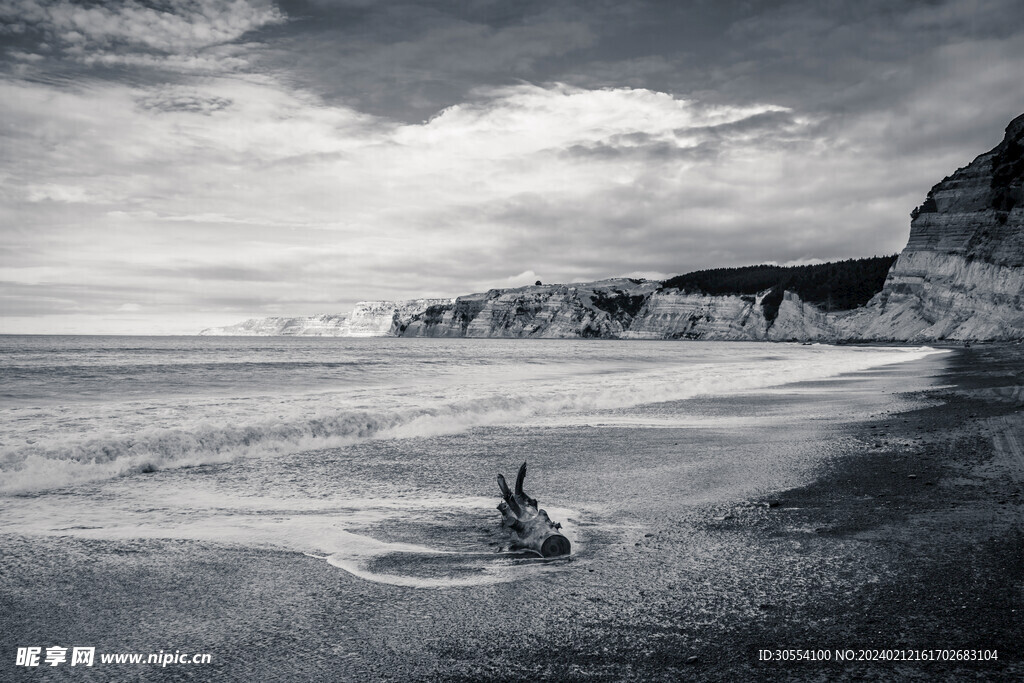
702, 1, 1024, 149
265, 0, 608, 119
254, 0, 1024, 193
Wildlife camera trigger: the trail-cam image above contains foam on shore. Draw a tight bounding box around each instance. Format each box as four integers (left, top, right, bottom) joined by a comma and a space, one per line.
1, 345, 946, 495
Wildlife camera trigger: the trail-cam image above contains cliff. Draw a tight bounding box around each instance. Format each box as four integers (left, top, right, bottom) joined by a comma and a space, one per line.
199, 299, 452, 337
399, 283, 840, 341
843, 113, 1024, 341
343, 299, 455, 337
400, 280, 660, 338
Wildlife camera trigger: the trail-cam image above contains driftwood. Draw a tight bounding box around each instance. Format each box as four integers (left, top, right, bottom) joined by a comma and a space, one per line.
496, 462, 571, 557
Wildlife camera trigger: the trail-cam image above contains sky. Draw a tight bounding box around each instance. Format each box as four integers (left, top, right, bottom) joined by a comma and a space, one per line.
1, 0, 1022, 334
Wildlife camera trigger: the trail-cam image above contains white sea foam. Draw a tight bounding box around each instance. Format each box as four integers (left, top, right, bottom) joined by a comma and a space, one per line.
0, 485, 580, 589
323, 513, 577, 589
0, 341, 946, 494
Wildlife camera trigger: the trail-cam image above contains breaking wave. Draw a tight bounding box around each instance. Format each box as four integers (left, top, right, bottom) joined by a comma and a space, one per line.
0, 343, 945, 494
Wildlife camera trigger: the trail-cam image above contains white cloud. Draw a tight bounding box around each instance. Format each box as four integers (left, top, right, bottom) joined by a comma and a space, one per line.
0, 0, 284, 52
0, 73, 908, 332
503, 270, 542, 288
0, 0, 284, 73
25, 183, 91, 203
2, 75, 826, 332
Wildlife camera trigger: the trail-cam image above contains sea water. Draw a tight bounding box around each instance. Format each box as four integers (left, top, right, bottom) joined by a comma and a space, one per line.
0, 336, 944, 587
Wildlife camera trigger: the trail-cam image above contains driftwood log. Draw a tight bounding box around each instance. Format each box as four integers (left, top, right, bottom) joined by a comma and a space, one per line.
497, 462, 571, 557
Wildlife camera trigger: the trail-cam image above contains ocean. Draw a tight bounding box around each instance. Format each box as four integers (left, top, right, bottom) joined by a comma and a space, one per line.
0, 336, 944, 588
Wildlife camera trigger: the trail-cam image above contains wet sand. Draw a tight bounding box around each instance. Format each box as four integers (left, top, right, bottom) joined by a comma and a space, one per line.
2, 345, 1022, 681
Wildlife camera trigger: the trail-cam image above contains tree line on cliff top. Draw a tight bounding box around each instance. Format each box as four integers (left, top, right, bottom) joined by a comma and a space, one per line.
659, 255, 898, 320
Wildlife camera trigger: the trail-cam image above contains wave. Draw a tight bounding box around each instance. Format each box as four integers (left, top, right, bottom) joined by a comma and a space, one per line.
0, 345, 945, 494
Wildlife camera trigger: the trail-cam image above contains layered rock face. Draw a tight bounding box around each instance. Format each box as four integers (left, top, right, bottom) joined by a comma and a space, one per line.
200, 299, 452, 337
621, 291, 767, 340
849, 113, 1024, 341
400, 280, 659, 338
401, 285, 839, 341
344, 299, 455, 337
769, 292, 836, 341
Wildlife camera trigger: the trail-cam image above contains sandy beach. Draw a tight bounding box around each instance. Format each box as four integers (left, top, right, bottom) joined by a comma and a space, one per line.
2, 345, 1022, 681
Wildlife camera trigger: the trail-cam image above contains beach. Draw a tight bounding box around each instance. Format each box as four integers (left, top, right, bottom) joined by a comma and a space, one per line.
1, 342, 1022, 681
5, 2, 1023, 681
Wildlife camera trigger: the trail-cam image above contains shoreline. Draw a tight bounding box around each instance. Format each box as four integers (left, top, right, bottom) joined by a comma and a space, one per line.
1, 346, 1021, 680
686, 345, 1024, 680
3, 332, 1019, 345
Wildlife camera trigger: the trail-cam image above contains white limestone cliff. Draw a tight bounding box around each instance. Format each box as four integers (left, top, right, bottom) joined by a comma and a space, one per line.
199, 299, 452, 337
769, 292, 837, 341
838, 113, 1024, 341
621, 291, 767, 340
343, 299, 454, 337
400, 280, 659, 338
399, 284, 840, 341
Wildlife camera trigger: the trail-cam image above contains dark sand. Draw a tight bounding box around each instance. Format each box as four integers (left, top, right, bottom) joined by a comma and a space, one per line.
2, 345, 1022, 681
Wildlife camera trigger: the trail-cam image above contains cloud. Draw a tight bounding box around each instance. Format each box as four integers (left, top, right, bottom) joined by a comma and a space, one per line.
0, 0, 285, 73
136, 87, 233, 114
25, 183, 92, 203
0, 0, 284, 52
0, 73, 879, 333
2, 0, 1023, 333
262, 1, 601, 119
502, 270, 541, 288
